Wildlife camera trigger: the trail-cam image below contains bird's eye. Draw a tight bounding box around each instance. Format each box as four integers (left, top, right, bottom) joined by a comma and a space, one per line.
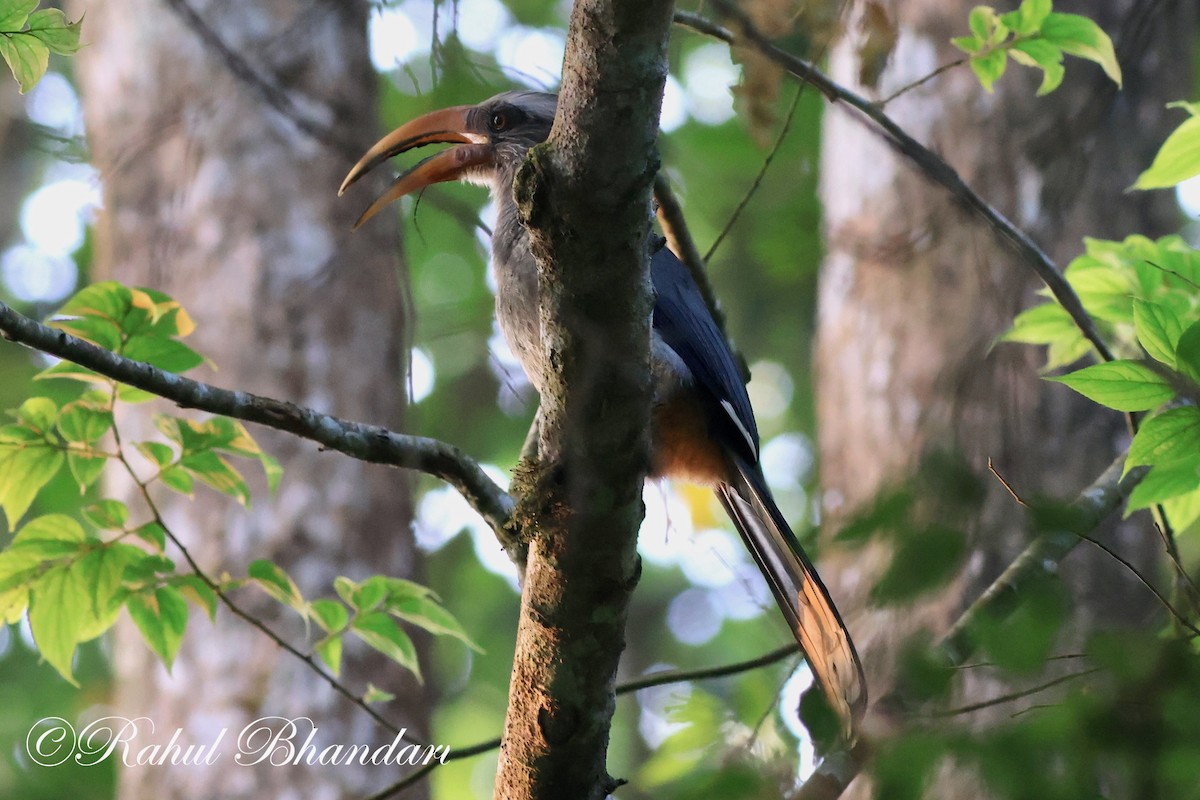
490, 112, 508, 131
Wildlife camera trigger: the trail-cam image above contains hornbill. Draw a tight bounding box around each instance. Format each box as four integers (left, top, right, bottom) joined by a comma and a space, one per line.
340, 91, 867, 732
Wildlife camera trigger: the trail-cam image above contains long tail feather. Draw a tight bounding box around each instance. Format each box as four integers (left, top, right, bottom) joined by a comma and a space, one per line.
716, 456, 867, 733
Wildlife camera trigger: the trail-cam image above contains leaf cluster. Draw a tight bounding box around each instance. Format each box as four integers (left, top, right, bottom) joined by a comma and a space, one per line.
0, 282, 474, 691
1004, 234, 1200, 529
0, 0, 80, 93
951, 0, 1121, 95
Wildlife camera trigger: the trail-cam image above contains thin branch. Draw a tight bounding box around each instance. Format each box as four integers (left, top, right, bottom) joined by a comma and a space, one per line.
0, 301, 515, 536
618, 643, 800, 693
704, 84, 803, 263
365, 643, 802, 799
1074, 531, 1200, 637
676, 5, 1116, 364
929, 667, 1101, 718
878, 58, 967, 106
939, 455, 1146, 665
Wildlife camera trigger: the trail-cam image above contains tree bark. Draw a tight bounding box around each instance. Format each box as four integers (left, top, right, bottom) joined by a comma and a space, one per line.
816, 0, 1193, 795
75, 1, 428, 797
493, 0, 673, 797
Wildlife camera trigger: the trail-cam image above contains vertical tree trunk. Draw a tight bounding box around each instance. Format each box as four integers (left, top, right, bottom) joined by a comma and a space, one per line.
816, 0, 1192, 794
76, 1, 428, 797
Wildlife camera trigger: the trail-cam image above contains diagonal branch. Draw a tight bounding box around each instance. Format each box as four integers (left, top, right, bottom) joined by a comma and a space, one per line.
674, 7, 1116, 364
0, 300, 514, 538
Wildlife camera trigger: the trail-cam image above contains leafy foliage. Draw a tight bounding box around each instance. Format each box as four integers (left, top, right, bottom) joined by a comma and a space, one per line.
1004, 231, 1200, 529
0, 0, 80, 93
951, 0, 1121, 95
0, 282, 470, 688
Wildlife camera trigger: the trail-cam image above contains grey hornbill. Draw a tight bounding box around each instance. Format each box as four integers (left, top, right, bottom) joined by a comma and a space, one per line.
340, 91, 867, 731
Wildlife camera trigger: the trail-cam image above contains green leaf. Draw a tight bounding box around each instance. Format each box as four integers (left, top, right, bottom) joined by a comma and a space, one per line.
1133, 299, 1185, 367
1038, 12, 1121, 87
170, 574, 217, 619
1163, 488, 1200, 532
135, 441, 176, 468
126, 587, 189, 670
132, 522, 166, 551
1175, 321, 1200, 386
1126, 461, 1200, 513
55, 281, 131, 323
159, 465, 194, 496
0, 445, 65, 529
355, 576, 391, 612
121, 335, 204, 374
180, 451, 250, 505
15, 397, 57, 432
950, 35, 982, 55
363, 684, 396, 704
51, 315, 122, 351
28, 564, 92, 683
1012, 0, 1051, 35
0, 0, 38, 30
25, 8, 81, 56
835, 490, 912, 545
309, 598, 349, 633
315, 633, 343, 676
0, 28, 49, 93
968, 6, 996, 42
1125, 407, 1200, 473
75, 543, 142, 639
1009, 38, 1064, 95
57, 401, 113, 444
0, 423, 40, 444
975, 573, 1067, 673
1047, 360, 1174, 412
351, 611, 420, 679
67, 452, 106, 492
33, 359, 110, 388
247, 559, 305, 611
386, 595, 482, 651
1132, 113, 1200, 190
1001, 302, 1077, 345
16, 514, 86, 543
970, 49, 1008, 92
120, 554, 176, 585
81, 499, 129, 530
870, 526, 967, 605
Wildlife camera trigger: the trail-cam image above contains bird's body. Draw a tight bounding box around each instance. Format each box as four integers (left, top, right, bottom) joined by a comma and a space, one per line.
341, 90, 867, 733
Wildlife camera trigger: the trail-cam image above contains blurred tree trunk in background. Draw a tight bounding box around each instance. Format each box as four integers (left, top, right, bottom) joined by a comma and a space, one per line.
816, 0, 1193, 794
0, 79, 32, 249
75, 1, 429, 797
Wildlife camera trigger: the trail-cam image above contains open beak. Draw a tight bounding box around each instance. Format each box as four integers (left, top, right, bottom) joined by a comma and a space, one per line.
339, 105, 493, 230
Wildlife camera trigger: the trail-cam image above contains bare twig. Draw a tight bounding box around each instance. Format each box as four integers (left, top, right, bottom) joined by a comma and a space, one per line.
878, 57, 967, 106
704, 85, 803, 263
1074, 531, 1200, 637
0, 301, 515, 537
676, 5, 1116, 364
929, 667, 1101, 718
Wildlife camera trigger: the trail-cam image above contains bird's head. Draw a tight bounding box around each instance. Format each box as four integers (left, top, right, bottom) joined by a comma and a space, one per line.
339, 90, 557, 229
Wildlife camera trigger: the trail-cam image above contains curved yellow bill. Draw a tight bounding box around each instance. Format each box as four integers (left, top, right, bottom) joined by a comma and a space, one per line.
340, 105, 492, 229
351, 143, 493, 230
